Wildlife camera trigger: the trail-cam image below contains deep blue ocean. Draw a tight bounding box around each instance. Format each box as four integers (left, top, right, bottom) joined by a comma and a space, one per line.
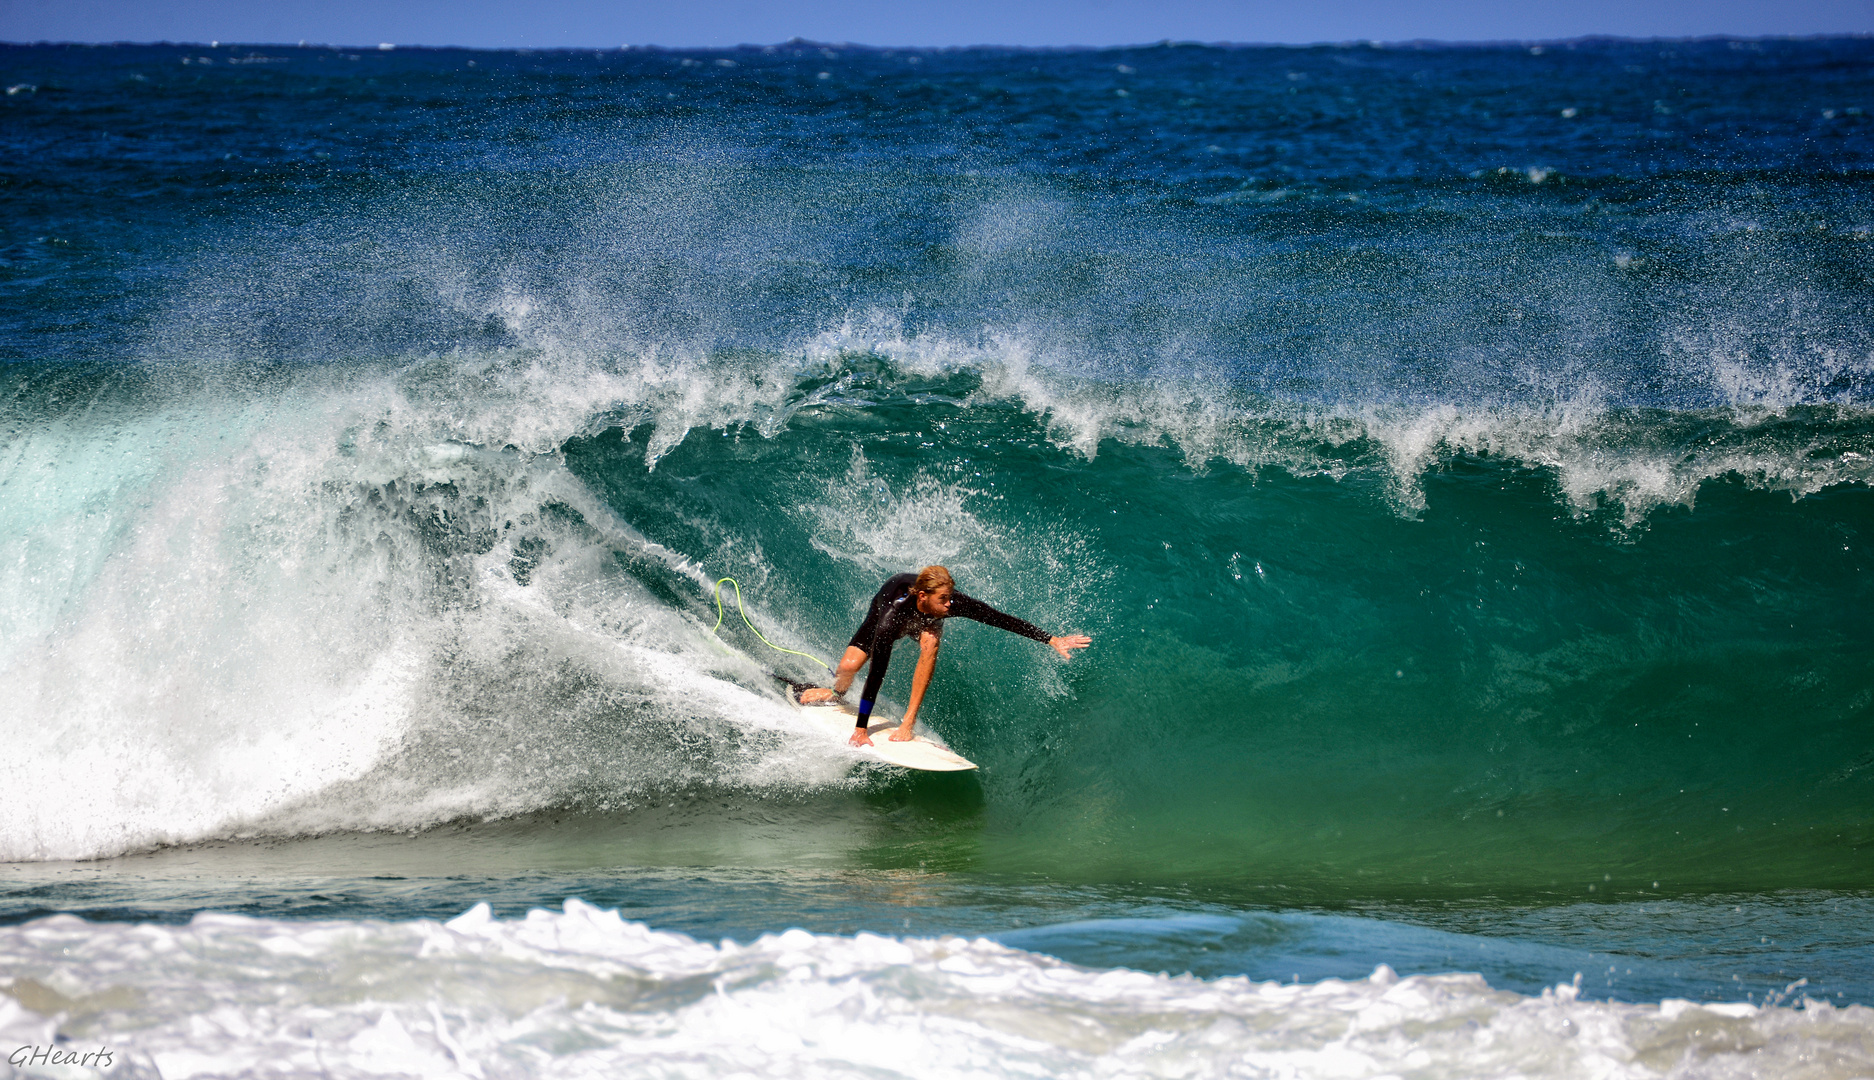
2, 37, 1872, 1077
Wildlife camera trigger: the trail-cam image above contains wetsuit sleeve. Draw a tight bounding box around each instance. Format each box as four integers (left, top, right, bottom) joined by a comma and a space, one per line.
948, 593, 1052, 644
854, 604, 908, 728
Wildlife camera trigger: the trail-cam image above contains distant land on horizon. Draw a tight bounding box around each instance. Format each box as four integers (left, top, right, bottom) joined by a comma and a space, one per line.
5, 32, 1872, 50
1, 0, 1865, 52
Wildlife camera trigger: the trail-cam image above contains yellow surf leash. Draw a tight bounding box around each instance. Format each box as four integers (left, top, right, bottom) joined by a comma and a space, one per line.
710, 577, 831, 670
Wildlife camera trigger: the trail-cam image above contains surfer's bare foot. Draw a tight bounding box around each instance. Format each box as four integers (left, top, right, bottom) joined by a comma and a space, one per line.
799, 687, 836, 704
889, 726, 917, 742
848, 728, 873, 747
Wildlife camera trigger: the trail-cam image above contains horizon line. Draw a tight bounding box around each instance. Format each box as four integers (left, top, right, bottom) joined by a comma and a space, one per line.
4, 32, 1871, 54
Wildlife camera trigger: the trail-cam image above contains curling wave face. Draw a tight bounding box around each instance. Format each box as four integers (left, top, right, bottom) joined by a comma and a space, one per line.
1, 343, 1870, 896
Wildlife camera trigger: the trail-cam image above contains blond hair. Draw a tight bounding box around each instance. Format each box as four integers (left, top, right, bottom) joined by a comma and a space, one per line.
914, 565, 955, 595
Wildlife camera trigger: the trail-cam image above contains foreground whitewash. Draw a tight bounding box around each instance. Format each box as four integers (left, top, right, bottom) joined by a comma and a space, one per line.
1, 899, 1869, 1079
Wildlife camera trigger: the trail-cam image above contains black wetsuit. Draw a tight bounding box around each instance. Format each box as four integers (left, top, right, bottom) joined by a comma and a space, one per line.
848, 572, 1051, 729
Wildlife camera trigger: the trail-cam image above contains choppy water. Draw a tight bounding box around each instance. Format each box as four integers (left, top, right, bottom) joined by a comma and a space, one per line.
2, 37, 1872, 1077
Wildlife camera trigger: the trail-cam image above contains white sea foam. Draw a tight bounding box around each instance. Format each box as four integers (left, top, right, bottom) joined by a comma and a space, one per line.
1, 900, 1869, 1079
0, 359, 859, 863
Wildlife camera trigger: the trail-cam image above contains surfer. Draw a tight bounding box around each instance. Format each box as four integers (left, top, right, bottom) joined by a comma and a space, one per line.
798, 566, 1091, 747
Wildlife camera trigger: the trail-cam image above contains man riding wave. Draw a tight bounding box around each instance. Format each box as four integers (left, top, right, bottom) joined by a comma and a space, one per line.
798, 566, 1092, 746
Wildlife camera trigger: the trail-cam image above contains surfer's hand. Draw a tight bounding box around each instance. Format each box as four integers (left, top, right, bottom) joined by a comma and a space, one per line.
799, 687, 836, 704
1050, 634, 1092, 659
849, 728, 873, 747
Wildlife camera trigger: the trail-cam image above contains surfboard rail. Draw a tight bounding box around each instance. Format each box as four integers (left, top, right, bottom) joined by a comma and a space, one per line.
785, 685, 979, 772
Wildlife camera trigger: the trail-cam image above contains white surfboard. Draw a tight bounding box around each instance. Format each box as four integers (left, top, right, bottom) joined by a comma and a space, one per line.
786, 687, 979, 772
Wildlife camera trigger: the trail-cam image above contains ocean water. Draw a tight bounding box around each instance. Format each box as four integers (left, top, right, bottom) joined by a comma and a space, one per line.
2, 36, 1873, 1077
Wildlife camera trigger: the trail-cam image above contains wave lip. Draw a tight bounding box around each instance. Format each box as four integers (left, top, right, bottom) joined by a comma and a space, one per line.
2, 899, 1869, 1079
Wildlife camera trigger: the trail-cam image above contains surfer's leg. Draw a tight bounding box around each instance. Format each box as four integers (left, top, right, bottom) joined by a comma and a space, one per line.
800, 646, 867, 703
805, 577, 902, 705
801, 592, 892, 704
832, 646, 867, 692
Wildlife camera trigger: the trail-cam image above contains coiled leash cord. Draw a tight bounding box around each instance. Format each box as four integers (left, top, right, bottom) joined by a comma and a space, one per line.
710, 577, 830, 671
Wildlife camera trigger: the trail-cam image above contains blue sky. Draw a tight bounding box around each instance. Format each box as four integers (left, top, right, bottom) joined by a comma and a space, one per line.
3, 0, 1869, 48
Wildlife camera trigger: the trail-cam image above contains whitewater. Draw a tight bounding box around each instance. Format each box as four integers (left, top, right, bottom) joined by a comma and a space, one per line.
4, 899, 1873, 1080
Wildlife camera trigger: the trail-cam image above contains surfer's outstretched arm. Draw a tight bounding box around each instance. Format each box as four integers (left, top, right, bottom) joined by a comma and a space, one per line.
949, 593, 1092, 659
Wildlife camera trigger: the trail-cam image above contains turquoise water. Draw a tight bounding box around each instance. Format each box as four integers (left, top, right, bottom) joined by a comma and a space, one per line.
2, 38, 1872, 1075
